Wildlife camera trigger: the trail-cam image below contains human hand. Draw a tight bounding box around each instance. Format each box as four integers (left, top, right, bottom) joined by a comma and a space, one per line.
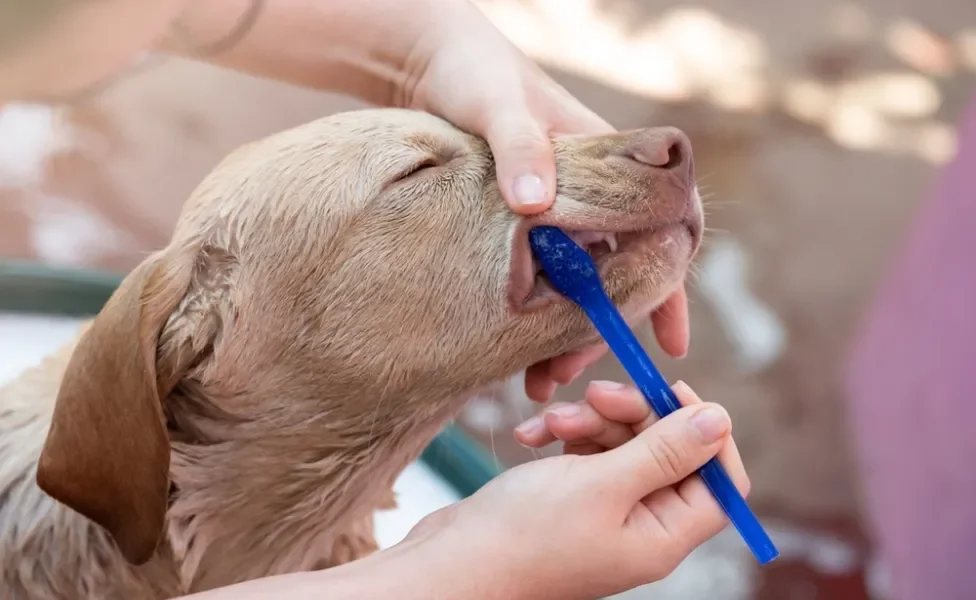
399, 0, 612, 214
398, 0, 691, 398
405, 381, 749, 600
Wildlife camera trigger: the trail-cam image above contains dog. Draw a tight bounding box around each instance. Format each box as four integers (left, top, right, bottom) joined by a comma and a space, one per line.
0, 108, 702, 598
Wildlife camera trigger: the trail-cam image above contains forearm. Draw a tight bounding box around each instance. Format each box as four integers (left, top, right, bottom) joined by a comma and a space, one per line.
176, 535, 523, 600
160, 0, 464, 106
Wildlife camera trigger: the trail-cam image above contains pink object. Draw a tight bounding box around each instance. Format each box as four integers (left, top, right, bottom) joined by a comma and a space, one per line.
847, 94, 976, 600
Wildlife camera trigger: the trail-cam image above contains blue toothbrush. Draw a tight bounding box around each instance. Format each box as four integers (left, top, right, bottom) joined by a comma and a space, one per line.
528, 225, 779, 565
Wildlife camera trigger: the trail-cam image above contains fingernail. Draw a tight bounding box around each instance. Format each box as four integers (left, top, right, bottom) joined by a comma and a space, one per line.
592, 380, 625, 391
512, 174, 548, 207
515, 416, 543, 436
550, 404, 581, 418
690, 406, 730, 443
672, 380, 693, 396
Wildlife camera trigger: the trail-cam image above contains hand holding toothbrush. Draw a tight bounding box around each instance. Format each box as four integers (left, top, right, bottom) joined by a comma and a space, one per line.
396, 382, 748, 600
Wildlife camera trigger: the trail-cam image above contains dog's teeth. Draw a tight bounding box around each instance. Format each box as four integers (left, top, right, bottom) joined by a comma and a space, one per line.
569, 231, 601, 247
564, 231, 620, 254
567, 231, 619, 253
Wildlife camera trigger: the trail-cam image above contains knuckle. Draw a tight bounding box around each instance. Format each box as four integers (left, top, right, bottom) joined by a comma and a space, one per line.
488, 120, 549, 154
645, 434, 687, 481
592, 418, 610, 441
584, 403, 610, 435
503, 132, 550, 157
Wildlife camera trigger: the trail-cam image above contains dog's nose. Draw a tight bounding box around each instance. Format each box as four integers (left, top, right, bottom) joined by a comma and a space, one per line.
622, 127, 694, 188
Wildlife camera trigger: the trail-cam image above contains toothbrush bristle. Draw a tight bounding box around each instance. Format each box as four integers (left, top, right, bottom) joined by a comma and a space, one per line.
528, 226, 602, 301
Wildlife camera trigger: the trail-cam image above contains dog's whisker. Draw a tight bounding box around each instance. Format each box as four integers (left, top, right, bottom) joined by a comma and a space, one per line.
695, 171, 716, 185
505, 393, 545, 461
488, 418, 501, 471
700, 198, 740, 212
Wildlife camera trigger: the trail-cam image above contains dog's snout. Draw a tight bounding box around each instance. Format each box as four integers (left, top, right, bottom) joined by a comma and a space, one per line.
623, 127, 693, 186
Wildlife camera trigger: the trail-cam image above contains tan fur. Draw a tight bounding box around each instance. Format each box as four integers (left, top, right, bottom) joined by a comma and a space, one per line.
0, 108, 702, 598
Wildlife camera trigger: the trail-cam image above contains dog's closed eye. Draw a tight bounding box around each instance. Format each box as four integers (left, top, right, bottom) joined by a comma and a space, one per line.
395, 157, 440, 182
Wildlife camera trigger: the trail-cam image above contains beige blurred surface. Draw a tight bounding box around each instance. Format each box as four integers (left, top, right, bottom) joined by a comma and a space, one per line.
2, 1, 974, 597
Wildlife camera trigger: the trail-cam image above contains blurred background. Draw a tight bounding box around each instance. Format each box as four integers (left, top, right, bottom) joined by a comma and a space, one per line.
2, 0, 975, 598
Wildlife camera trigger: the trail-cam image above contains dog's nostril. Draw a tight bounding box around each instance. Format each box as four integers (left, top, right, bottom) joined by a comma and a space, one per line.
628, 128, 690, 172
660, 142, 683, 170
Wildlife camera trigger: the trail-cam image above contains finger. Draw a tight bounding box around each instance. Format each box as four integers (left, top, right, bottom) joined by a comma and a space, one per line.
520, 378, 657, 448
484, 112, 556, 215
651, 285, 690, 359
552, 343, 609, 384
585, 381, 652, 426
515, 396, 636, 450
542, 79, 615, 136
673, 409, 749, 509
524, 341, 608, 401
546, 342, 608, 384
642, 382, 749, 549
645, 434, 750, 552
677, 433, 749, 506
594, 402, 731, 502
631, 380, 702, 435
661, 382, 746, 493
550, 104, 615, 137
524, 361, 558, 403
542, 402, 634, 449
513, 402, 566, 448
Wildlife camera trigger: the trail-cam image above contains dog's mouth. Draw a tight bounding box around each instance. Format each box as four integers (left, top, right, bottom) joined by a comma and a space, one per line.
509, 218, 701, 312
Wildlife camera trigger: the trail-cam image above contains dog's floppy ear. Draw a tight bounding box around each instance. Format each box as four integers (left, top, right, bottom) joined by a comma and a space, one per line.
37, 248, 196, 565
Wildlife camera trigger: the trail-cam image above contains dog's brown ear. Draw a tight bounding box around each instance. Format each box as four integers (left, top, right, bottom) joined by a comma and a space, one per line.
37, 249, 196, 565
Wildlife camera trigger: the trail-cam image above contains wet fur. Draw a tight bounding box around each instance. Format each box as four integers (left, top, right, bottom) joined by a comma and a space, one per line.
0, 109, 700, 598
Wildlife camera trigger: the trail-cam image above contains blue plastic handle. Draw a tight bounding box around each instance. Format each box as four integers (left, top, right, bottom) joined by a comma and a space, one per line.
528, 226, 779, 565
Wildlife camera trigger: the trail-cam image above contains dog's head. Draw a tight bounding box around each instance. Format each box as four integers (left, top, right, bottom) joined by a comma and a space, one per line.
36, 109, 702, 565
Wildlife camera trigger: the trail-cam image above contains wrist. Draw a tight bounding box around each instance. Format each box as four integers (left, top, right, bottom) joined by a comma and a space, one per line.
392, 0, 484, 109
399, 513, 609, 600
160, 0, 469, 107
383, 526, 528, 600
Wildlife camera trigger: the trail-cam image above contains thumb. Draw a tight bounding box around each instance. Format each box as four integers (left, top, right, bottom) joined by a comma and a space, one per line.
596, 403, 731, 501
484, 112, 556, 215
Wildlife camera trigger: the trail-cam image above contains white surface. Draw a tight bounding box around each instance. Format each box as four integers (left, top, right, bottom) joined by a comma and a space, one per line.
0, 103, 64, 188
0, 312, 85, 385
697, 234, 787, 373
0, 105, 138, 266
373, 461, 461, 549
0, 311, 461, 549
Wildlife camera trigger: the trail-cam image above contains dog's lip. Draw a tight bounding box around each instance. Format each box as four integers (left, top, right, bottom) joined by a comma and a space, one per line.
507, 213, 701, 313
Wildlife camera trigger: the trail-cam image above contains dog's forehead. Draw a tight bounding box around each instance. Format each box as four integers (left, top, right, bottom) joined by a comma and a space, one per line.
325, 109, 469, 148
174, 109, 485, 241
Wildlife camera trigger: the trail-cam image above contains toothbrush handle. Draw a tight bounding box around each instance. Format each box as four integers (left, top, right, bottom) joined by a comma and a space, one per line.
582, 295, 780, 565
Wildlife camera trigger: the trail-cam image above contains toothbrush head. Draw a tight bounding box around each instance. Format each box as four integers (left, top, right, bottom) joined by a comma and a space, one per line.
527, 226, 605, 304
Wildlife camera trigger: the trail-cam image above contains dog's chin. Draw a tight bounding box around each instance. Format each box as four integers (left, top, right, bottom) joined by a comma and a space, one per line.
557, 277, 681, 352
522, 258, 690, 380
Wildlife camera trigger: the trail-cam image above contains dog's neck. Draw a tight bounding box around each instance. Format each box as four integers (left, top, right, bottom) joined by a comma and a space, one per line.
159, 377, 491, 591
